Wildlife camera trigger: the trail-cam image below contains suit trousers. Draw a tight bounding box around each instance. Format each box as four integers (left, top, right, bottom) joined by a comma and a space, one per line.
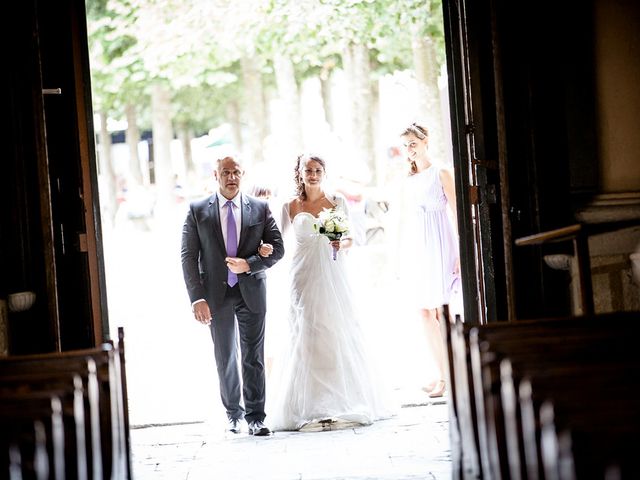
209, 284, 266, 423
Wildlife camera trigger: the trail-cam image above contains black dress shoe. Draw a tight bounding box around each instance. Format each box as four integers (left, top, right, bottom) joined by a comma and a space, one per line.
248, 420, 272, 436
227, 418, 243, 434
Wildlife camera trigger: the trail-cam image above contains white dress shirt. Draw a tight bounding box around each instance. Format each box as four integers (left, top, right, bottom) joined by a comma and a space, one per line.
192, 192, 243, 309
217, 192, 241, 251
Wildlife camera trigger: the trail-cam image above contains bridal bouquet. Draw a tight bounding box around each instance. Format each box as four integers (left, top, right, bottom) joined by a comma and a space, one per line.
314, 207, 350, 260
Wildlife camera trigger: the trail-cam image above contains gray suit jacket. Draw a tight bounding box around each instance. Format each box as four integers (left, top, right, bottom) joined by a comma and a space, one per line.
181, 193, 284, 313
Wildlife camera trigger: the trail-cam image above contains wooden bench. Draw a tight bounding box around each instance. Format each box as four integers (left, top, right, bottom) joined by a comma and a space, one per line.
442, 308, 483, 479
476, 318, 638, 478
441, 305, 465, 479
514, 363, 640, 479
0, 392, 67, 479
443, 311, 639, 480
471, 316, 639, 478
0, 327, 131, 479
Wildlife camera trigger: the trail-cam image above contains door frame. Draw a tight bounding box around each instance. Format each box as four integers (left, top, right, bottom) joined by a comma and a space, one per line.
443, 0, 513, 324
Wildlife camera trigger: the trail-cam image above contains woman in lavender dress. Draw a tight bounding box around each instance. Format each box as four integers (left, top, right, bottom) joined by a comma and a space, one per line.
400, 123, 460, 398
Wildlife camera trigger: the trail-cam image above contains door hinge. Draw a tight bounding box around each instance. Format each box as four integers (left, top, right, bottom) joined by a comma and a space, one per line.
469, 185, 480, 205
78, 233, 88, 252
473, 158, 499, 170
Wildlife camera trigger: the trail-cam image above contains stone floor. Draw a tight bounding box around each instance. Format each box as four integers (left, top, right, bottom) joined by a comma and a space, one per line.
130, 397, 451, 480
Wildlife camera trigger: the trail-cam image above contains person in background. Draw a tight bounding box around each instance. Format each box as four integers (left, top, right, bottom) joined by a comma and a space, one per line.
400, 123, 460, 398
249, 184, 273, 200
247, 182, 282, 378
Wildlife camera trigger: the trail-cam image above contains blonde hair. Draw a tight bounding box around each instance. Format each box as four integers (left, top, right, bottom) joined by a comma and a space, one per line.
400, 122, 430, 140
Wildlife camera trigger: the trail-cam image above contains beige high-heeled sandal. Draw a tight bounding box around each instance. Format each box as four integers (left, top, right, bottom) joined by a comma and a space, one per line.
422, 380, 438, 393
428, 380, 446, 398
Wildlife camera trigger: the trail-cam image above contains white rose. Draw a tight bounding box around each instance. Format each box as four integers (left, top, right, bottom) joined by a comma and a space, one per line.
324, 220, 336, 232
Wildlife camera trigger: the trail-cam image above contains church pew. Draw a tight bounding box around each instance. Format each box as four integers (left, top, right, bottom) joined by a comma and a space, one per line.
440, 305, 465, 480
447, 315, 484, 479
0, 374, 88, 479
0, 393, 66, 480
114, 328, 131, 479
0, 327, 130, 479
477, 341, 636, 479
477, 326, 638, 476
468, 314, 639, 479
444, 312, 638, 479
538, 388, 639, 479
0, 350, 110, 479
502, 359, 639, 479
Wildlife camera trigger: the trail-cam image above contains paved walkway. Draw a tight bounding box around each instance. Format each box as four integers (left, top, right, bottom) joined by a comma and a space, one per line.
131, 398, 451, 480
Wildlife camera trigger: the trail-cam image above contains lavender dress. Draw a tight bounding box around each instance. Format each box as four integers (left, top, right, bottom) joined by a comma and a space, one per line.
406, 165, 460, 310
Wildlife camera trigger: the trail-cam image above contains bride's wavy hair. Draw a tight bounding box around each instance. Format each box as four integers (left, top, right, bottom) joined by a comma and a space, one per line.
294, 154, 326, 200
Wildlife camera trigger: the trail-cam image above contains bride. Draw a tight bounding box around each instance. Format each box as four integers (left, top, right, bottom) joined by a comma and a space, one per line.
267, 154, 392, 432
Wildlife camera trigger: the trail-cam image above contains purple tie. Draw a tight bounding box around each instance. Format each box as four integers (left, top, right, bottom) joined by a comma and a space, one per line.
225, 200, 238, 287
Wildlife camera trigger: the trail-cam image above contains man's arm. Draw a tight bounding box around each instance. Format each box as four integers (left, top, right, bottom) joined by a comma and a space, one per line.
181, 206, 206, 302
245, 203, 284, 274
182, 206, 214, 324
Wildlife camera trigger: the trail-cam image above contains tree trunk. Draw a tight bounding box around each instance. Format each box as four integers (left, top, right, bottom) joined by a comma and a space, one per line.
411, 34, 445, 161
177, 123, 195, 185
273, 53, 303, 162
226, 101, 243, 152
125, 103, 143, 186
370, 78, 383, 184
343, 42, 377, 186
151, 83, 174, 213
240, 55, 267, 166
97, 110, 117, 225
320, 67, 334, 131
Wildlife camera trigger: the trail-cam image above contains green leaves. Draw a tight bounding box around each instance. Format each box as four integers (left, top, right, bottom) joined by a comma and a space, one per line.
87, 0, 445, 131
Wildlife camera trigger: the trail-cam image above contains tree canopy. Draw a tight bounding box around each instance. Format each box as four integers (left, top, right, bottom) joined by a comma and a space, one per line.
87, 0, 445, 135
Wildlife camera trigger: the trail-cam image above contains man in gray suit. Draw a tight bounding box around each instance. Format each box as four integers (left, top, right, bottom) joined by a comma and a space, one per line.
181, 156, 284, 436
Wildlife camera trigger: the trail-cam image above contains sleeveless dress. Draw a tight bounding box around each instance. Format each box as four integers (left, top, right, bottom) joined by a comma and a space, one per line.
268, 195, 392, 431
405, 165, 460, 310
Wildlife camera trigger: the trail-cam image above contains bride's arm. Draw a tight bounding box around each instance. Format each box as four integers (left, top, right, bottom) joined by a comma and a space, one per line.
258, 199, 292, 258
279, 200, 293, 236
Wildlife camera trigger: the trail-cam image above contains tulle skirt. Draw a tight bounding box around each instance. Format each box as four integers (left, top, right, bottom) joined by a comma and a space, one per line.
267, 225, 392, 431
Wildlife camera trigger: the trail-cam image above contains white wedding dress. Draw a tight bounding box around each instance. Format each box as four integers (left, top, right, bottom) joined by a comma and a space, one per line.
268, 195, 392, 431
